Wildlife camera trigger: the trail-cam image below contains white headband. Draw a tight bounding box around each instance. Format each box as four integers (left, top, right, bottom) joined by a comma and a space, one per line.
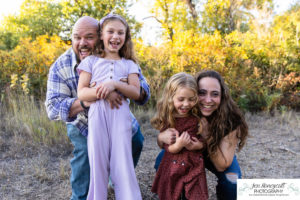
99, 14, 128, 27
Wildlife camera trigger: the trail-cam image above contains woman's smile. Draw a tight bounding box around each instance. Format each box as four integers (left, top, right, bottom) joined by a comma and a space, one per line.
198, 77, 221, 117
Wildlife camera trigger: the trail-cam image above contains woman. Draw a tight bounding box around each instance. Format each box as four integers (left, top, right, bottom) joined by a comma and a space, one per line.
155, 70, 248, 200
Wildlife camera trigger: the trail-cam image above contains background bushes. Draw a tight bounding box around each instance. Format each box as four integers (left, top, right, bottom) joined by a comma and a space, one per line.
0, 0, 299, 112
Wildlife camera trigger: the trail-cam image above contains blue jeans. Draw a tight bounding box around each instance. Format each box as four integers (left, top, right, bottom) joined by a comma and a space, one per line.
67, 124, 144, 200
154, 150, 241, 200
67, 124, 90, 200
132, 126, 145, 168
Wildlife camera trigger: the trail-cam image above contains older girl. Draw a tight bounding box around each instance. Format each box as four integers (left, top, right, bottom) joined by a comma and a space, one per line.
77, 14, 142, 200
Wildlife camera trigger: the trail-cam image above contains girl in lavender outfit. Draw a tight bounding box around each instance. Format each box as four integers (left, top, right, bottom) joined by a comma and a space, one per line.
77, 14, 142, 200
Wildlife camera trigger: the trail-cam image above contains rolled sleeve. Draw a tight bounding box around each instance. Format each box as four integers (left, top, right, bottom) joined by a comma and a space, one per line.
132, 67, 150, 105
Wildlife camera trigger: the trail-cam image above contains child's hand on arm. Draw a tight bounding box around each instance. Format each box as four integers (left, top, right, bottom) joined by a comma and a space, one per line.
168, 131, 191, 154
96, 80, 116, 99
185, 137, 205, 151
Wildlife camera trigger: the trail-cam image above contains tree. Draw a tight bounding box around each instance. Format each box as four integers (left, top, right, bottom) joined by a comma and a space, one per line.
0, 0, 63, 50
201, 0, 274, 34
147, 0, 200, 42
0, 0, 141, 46
60, 0, 141, 39
2, 0, 63, 39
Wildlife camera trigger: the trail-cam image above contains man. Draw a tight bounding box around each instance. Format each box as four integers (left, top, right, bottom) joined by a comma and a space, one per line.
45, 16, 150, 200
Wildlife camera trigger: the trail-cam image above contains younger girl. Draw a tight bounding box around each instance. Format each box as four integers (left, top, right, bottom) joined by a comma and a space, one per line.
77, 14, 142, 200
151, 72, 208, 200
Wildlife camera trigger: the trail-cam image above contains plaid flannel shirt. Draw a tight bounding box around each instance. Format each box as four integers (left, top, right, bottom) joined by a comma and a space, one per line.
45, 48, 150, 136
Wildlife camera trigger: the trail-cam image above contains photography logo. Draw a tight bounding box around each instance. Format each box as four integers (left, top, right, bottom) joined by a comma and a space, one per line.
237, 179, 300, 200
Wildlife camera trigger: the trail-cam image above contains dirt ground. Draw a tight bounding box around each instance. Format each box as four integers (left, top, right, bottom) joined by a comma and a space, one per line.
0, 111, 299, 199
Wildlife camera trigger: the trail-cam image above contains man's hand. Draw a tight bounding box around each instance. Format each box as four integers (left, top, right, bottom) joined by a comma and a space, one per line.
106, 91, 123, 109
120, 78, 128, 83
82, 100, 94, 108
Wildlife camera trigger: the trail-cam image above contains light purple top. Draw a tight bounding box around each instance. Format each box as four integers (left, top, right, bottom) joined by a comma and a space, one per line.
77, 55, 139, 86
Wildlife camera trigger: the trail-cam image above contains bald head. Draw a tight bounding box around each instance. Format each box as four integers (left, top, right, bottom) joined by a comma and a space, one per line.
72, 16, 100, 62
72, 16, 99, 35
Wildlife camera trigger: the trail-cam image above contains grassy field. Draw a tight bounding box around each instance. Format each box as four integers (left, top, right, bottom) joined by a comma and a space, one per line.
0, 97, 299, 199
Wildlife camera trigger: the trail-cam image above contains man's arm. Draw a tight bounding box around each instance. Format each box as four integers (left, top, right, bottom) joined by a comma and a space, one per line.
45, 62, 80, 122
68, 99, 94, 118
132, 66, 150, 105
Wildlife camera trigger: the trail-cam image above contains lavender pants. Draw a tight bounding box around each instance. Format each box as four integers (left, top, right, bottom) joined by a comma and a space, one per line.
87, 100, 142, 200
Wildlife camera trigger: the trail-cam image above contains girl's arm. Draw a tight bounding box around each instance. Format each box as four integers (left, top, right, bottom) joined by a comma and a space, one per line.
209, 128, 239, 172
185, 117, 207, 151
114, 73, 140, 100
185, 137, 205, 151
77, 71, 98, 101
96, 73, 140, 100
168, 131, 190, 154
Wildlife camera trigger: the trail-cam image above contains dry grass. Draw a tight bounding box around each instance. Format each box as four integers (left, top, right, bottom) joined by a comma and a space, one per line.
0, 101, 299, 199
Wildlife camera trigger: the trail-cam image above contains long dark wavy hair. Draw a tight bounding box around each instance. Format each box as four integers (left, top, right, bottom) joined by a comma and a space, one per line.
97, 15, 137, 62
195, 70, 248, 158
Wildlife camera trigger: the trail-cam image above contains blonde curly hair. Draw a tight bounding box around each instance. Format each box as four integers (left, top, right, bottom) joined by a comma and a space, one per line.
151, 72, 202, 133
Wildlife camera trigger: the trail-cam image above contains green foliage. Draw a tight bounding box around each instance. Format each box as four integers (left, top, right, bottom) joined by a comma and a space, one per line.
134, 2, 299, 111
1, 0, 63, 40
0, 0, 141, 43
0, 35, 69, 98
0, 31, 20, 50
149, 0, 201, 41
201, 0, 273, 34
0, 0, 299, 112
60, 0, 141, 39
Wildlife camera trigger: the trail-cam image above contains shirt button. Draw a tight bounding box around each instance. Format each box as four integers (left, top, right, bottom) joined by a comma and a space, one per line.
110, 76, 112, 79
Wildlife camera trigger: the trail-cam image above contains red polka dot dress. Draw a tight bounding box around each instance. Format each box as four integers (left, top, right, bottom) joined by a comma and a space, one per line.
152, 115, 208, 200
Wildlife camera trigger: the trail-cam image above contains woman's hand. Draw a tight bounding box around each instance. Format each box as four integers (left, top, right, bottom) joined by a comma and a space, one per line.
96, 80, 116, 99
157, 128, 178, 148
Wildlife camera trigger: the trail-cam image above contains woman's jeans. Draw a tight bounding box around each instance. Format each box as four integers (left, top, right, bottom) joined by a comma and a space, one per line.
67, 124, 144, 200
154, 150, 241, 200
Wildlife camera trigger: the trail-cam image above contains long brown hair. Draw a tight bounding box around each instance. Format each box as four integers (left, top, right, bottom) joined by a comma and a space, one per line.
151, 72, 201, 133
195, 70, 248, 157
97, 15, 136, 62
